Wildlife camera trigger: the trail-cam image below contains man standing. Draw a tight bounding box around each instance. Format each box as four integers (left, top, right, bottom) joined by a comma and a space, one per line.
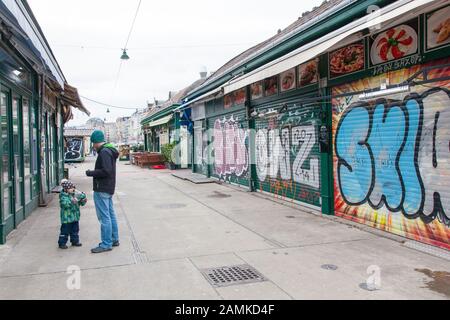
86, 130, 120, 254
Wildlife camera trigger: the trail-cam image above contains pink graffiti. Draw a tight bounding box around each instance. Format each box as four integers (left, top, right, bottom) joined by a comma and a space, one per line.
213, 116, 248, 178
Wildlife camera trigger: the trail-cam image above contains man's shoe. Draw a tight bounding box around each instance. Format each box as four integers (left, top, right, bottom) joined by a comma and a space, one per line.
113, 241, 120, 247
72, 243, 83, 247
59, 245, 69, 250
91, 246, 112, 254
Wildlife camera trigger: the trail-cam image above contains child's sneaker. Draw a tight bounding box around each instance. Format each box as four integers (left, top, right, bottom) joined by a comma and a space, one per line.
59, 245, 69, 250
72, 243, 83, 247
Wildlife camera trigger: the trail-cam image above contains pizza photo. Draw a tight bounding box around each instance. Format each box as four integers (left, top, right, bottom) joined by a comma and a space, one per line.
329, 42, 365, 77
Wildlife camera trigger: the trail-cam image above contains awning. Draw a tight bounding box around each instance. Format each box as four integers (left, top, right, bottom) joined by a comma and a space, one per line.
61, 83, 90, 116
223, 0, 439, 94
148, 114, 173, 128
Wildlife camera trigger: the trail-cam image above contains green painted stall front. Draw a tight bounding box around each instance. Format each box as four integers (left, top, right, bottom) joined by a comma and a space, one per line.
254, 99, 322, 209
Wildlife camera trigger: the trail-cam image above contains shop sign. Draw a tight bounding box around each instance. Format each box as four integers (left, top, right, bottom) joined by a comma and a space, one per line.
371, 53, 422, 76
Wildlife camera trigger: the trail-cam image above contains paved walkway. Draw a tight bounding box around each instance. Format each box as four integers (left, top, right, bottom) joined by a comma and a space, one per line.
0, 157, 448, 300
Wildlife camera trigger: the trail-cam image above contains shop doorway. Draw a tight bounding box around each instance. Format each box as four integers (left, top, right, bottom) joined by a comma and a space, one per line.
0, 85, 27, 232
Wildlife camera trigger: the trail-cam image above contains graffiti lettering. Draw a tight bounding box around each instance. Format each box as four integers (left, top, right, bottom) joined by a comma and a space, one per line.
335, 88, 450, 226
65, 138, 83, 162
256, 125, 320, 189
213, 116, 249, 179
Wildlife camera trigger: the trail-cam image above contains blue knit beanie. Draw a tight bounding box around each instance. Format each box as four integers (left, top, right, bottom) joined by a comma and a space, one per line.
91, 130, 105, 144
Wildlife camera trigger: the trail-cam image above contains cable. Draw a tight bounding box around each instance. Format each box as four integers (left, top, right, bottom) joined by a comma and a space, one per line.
53, 42, 255, 51
123, 0, 142, 50
80, 95, 141, 110
108, 0, 142, 112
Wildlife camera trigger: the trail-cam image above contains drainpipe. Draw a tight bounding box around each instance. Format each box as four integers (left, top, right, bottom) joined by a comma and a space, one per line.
246, 86, 256, 192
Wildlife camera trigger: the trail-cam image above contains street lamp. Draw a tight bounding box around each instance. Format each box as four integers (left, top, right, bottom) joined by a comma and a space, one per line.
120, 49, 130, 60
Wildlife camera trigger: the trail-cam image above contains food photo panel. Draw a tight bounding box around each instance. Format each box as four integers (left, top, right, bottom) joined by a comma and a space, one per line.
298, 59, 319, 88
264, 76, 279, 97
329, 40, 365, 78
250, 81, 263, 100
280, 68, 296, 92
426, 5, 450, 51
369, 18, 419, 65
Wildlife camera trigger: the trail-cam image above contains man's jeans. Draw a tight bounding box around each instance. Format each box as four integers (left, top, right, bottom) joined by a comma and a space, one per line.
94, 192, 119, 249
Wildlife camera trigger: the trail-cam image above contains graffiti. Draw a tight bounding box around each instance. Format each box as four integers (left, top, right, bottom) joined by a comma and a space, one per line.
256, 125, 320, 189
335, 88, 450, 226
65, 138, 83, 162
213, 116, 248, 179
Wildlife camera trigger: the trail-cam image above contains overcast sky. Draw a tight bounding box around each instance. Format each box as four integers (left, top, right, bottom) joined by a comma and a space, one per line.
28, 0, 324, 125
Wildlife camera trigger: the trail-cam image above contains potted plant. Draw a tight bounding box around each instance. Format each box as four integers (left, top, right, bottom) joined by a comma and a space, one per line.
161, 142, 177, 170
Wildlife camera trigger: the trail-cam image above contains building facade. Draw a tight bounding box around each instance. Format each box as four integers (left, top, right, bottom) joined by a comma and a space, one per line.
0, 0, 87, 243
177, 0, 450, 249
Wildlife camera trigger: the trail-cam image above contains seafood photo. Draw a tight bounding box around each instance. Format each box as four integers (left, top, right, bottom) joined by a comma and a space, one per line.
427, 6, 450, 49
299, 59, 318, 86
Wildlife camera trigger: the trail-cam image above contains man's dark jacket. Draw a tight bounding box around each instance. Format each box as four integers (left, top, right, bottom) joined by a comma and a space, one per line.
86, 144, 119, 195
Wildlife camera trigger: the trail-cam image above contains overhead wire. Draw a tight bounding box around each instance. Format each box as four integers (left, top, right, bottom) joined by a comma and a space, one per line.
80, 95, 141, 110
108, 0, 143, 114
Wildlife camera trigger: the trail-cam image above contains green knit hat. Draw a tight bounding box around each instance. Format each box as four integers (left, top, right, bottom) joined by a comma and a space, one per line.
91, 130, 105, 144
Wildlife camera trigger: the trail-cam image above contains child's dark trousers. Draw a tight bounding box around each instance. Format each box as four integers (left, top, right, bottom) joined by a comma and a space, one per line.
58, 222, 80, 246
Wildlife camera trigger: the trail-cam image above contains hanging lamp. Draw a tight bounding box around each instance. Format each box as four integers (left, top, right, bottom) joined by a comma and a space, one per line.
120, 49, 130, 60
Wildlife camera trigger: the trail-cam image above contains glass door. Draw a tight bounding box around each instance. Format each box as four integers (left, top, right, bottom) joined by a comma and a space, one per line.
12, 95, 24, 221
22, 98, 32, 207
1, 88, 14, 231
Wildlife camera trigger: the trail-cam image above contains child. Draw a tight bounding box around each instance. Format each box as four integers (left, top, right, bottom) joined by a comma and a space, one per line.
59, 180, 87, 249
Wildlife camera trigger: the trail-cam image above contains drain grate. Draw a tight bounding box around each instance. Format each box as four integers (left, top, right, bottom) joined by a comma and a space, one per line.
201, 264, 267, 288
207, 191, 232, 199
321, 264, 338, 271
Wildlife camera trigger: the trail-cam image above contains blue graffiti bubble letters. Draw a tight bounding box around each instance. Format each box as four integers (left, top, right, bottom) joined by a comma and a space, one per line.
335, 88, 450, 227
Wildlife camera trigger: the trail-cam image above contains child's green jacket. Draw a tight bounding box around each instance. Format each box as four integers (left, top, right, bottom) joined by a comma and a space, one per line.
60, 191, 87, 224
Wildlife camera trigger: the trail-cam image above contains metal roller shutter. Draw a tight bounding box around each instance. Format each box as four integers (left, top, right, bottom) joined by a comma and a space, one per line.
254, 100, 322, 208
208, 108, 250, 187
332, 61, 450, 249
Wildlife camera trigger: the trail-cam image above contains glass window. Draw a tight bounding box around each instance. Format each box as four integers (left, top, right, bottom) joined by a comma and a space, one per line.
31, 101, 38, 197
1, 92, 11, 218
23, 98, 31, 203
12, 97, 22, 209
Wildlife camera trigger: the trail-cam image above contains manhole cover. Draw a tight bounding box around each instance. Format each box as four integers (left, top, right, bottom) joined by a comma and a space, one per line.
321, 264, 338, 271
155, 203, 187, 209
359, 282, 380, 291
207, 191, 232, 199
201, 265, 267, 288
